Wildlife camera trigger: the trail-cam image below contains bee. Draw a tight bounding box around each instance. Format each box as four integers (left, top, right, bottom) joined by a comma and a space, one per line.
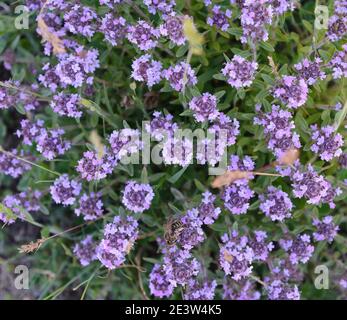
164, 217, 185, 246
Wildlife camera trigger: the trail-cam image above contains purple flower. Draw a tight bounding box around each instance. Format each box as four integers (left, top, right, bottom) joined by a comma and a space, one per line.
131, 54, 162, 87
189, 93, 219, 122
159, 14, 186, 45
75, 192, 104, 221
294, 57, 326, 86
0, 80, 20, 110
50, 92, 82, 118
16, 119, 44, 146
327, 15, 347, 42
219, 231, 254, 281
163, 246, 200, 286
335, 0, 347, 15
179, 208, 205, 250
73, 235, 98, 266
221, 181, 255, 215
0, 149, 32, 178
280, 234, 314, 264
228, 155, 255, 175
100, 14, 127, 46
122, 181, 154, 213
50, 174, 81, 206
272, 75, 308, 109
162, 137, 193, 166
144, 0, 176, 15
310, 125, 343, 161
329, 44, 347, 79
97, 215, 139, 269
38, 63, 61, 92
270, 0, 295, 15
145, 111, 178, 141
339, 153, 347, 168
313, 216, 339, 243
196, 137, 226, 166
196, 191, 221, 225
266, 279, 300, 300
223, 278, 260, 300
149, 263, 175, 298
207, 5, 232, 31
2, 49, 15, 70
259, 186, 293, 222
270, 258, 303, 282
221, 55, 258, 89
76, 150, 115, 181
208, 113, 240, 146
99, 0, 123, 7
249, 230, 274, 261
126, 20, 159, 51
25, 0, 45, 11
164, 62, 198, 92
184, 279, 217, 300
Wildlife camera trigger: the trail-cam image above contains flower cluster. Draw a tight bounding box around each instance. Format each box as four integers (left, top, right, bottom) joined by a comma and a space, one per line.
50, 92, 82, 118
159, 14, 186, 45
73, 235, 98, 266
329, 44, 347, 79
196, 191, 221, 225
208, 113, 240, 146
207, 5, 232, 32
188, 93, 219, 123
162, 137, 194, 166
50, 174, 81, 206
144, 0, 176, 15
149, 263, 175, 298
122, 181, 155, 213
145, 111, 178, 141
75, 192, 104, 221
0, 149, 32, 178
184, 279, 217, 300
164, 62, 198, 92
100, 14, 127, 46
109, 129, 143, 161
179, 208, 205, 250
280, 234, 314, 265
312, 216, 339, 243
294, 58, 326, 86
126, 21, 159, 51
249, 230, 274, 261
223, 278, 260, 300
131, 54, 162, 87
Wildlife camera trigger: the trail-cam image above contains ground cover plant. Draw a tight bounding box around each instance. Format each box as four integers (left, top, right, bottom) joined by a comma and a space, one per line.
0, 0, 347, 300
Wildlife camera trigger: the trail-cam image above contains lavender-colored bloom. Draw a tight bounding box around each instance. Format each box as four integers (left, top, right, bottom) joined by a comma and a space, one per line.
223, 278, 261, 300
322, 182, 342, 209
99, 0, 123, 7
221, 55, 258, 89
131, 54, 162, 87
208, 113, 240, 146
0, 190, 42, 225
64, 4, 97, 38
280, 234, 314, 264
228, 155, 255, 176
97, 215, 139, 269
25, 0, 45, 11
294, 57, 326, 86
196, 191, 221, 225
19, 85, 40, 112
270, 0, 295, 15
76, 150, 115, 181
50, 92, 82, 118
207, 5, 232, 31
75, 193, 104, 221
50, 174, 81, 206
145, 111, 178, 141
313, 216, 339, 243
73, 235, 98, 266
179, 208, 205, 250
16, 119, 44, 146
189, 93, 219, 122
2, 49, 15, 70
162, 137, 194, 166
259, 186, 293, 222
249, 230, 274, 261
327, 15, 347, 42
149, 263, 175, 298
163, 62, 197, 92
196, 137, 226, 166
127, 20, 159, 51
339, 153, 347, 168
310, 125, 343, 161
38, 63, 61, 92
329, 44, 347, 79
272, 75, 308, 109
184, 279, 217, 300
36, 128, 71, 160
219, 231, 254, 281
266, 279, 300, 300
270, 258, 304, 282
159, 14, 186, 45
163, 246, 200, 286
222, 181, 254, 215
144, 0, 176, 15
122, 181, 154, 213
335, 0, 347, 15
100, 14, 127, 46
0, 80, 20, 110
240, 0, 274, 43
0, 149, 32, 178
108, 129, 143, 161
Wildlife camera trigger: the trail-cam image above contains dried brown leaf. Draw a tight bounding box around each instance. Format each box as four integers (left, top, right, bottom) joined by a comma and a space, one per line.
278, 148, 300, 166
37, 17, 65, 55
18, 238, 46, 254
211, 170, 251, 189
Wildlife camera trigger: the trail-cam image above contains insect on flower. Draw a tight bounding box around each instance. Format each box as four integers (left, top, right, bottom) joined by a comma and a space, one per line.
164, 217, 185, 246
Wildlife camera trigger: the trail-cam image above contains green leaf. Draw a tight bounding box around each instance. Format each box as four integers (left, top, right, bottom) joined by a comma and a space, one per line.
260, 41, 275, 52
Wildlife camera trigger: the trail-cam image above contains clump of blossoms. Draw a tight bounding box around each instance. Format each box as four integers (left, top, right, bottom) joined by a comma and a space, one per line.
249, 230, 274, 261
149, 264, 174, 298
99, 0, 124, 8
339, 153, 347, 168
162, 137, 194, 166
270, 0, 295, 15
0, 80, 20, 110
163, 62, 197, 92
294, 57, 326, 86
196, 191, 221, 225
188, 93, 219, 122
272, 75, 308, 109
50, 174, 81, 206
145, 111, 178, 141
50, 92, 82, 118
266, 279, 300, 300
131, 55, 162, 87
207, 5, 232, 32
39, 63, 61, 92
259, 186, 293, 222
280, 234, 315, 265
97, 216, 139, 269
208, 113, 240, 146
144, 0, 176, 15
109, 129, 143, 161
223, 278, 260, 300
73, 235, 98, 266
163, 246, 200, 286
0, 190, 42, 225
329, 44, 347, 79
184, 279, 217, 300
126, 20, 159, 51
75, 193, 104, 221
327, 15, 347, 42
221, 55, 258, 89
159, 14, 186, 45
196, 137, 226, 166
100, 14, 127, 46
310, 125, 343, 161
179, 208, 205, 250
122, 181, 154, 213
16, 119, 44, 145
313, 216, 339, 243
219, 231, 254, 280
0, 149, 32, 178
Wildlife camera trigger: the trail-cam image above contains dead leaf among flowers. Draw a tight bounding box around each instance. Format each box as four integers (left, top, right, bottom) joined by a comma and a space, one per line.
223, 250, 234, 263
211, 170, 251, 189
277, 148, 300, 166
18, 238, 46, 254
37, 17, 65, 55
